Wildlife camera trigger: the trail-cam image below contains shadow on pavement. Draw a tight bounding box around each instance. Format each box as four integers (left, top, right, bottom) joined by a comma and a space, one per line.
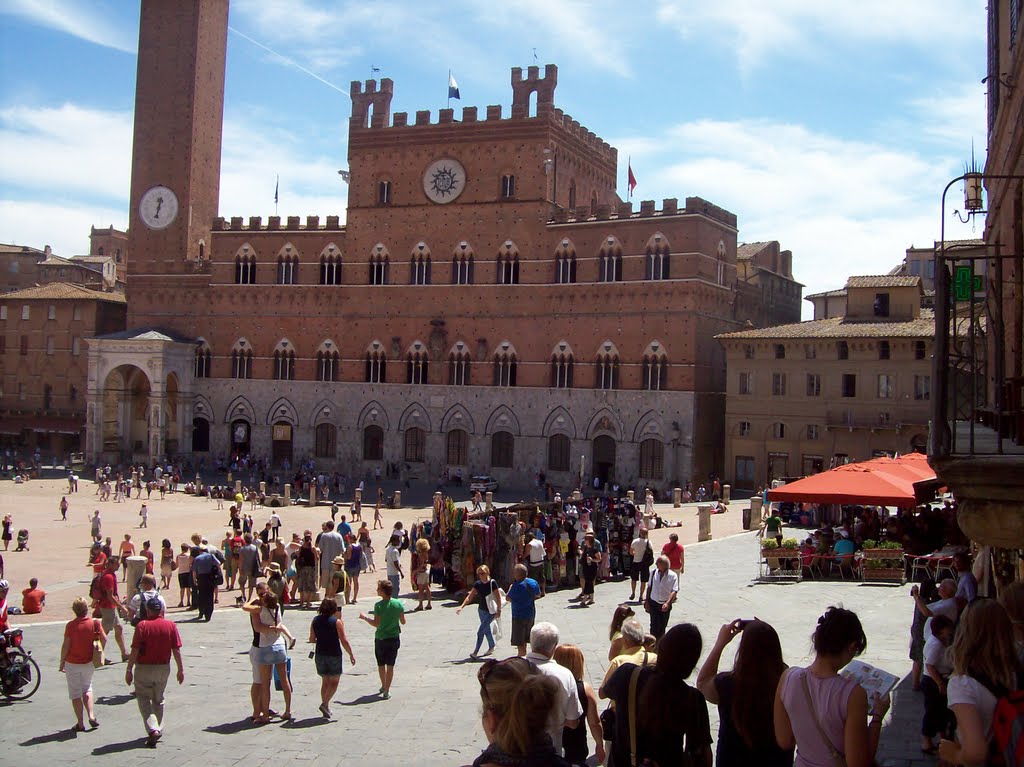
20, 729, 80, 746
92, 737, 148, 754
95, 693, 134, 706
281, 716, 333, 729
203, 719, 253, 735
339, 693, 386, 706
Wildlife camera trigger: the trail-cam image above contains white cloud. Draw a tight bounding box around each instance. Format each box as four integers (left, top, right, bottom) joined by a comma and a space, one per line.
0, 199, 126, 257
908, 83, 987, 147
656, 0, 985, 75
1, 0, 135, 53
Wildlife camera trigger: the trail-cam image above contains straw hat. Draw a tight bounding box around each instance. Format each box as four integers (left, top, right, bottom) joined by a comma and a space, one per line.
266, 562, 282, 574
332, 555, 346, 566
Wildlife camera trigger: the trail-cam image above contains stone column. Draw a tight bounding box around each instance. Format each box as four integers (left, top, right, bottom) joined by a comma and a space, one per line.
284, 484, 291, 503
673, 487, 682, 507
485, 491, 494, 512
392, 490, 401, 509
234, 479, 242, 495
259, 481, 266, 495
698, 505, 712, 542
723, 484, 731, 503
626, 490, 635, 503
308, 484, 317, 506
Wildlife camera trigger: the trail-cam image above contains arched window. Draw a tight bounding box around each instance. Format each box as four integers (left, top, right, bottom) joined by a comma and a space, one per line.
642, 341, 668, 391
194, 341, 212, 378
410, 252, 431, 285
407, 348, 429, 385
316, 341, 339, 382
599, 236, 623, 282
378, 180, 392, 205
493, 343, 518, 387
315, 423, 337, 458
273, 340, 295, 381
449, 345, 471, 385
501, 174, 516, 198
365, 341, 387, 383
369, 246, 390, 285
192, 417, 210, 452
319, 245, 342, 285
595, 345, 619, 390
555, 239, 576, 284
231, 340, 253, 379
363, 425, 383, 460
491, 431, 514, 468
234, 247, 256, 284
452, 243, 475, 285
447, 429, 468, 465
277, 247, 298, 284
644, 233, 670, 280
548, 434, 570, 471
550, 342, 574, 388
639, 439, 664, 479
497, 241, 520, 285
404, 427, 426, 463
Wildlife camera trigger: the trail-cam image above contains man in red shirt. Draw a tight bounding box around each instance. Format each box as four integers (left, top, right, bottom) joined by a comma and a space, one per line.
97, 556, 129, 661
21, 578, 45, 614
661, 532, 685, 577
126, 597, 184, 747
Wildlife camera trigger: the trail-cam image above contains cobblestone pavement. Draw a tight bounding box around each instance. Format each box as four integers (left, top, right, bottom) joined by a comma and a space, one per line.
1, 519, 936, 766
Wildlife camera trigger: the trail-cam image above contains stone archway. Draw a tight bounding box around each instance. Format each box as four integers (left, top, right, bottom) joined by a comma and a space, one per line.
592, 435, 616, 487
101, 364, 152, 463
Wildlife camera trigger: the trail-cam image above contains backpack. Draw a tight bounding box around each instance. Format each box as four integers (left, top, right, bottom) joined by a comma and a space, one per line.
89, 574, 103, 601
975, 675, 1024, 767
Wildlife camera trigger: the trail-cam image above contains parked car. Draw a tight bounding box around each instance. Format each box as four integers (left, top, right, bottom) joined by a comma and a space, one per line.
469, 475, 499, 494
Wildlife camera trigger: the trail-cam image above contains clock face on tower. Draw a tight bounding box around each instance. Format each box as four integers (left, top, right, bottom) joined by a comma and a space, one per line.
422, 158, 466, 204
138, 185, 180, 230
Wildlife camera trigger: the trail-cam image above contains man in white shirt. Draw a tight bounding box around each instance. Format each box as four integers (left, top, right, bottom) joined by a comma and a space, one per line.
629, 528, 653, 602
524, 533, 547, 596
385, 535, 404, 598
126, 573, 166, 623
525, 621, 582, 755
647, 555, 678, 639
912, 578, 959, 641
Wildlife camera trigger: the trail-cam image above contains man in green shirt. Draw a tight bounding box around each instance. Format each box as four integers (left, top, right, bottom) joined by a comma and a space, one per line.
359, 579, 406, 699
764, 509, 784, 545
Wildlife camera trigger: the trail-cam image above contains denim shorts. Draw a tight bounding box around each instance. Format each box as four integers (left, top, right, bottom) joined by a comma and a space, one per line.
315, 654, 343, 677
259, 643, 288, 665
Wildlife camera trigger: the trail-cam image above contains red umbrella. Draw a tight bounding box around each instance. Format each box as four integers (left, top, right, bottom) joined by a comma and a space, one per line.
766, 458, 934, 507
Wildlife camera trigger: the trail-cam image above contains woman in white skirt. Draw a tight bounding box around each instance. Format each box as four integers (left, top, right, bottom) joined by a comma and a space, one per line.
58, 597, 106, 731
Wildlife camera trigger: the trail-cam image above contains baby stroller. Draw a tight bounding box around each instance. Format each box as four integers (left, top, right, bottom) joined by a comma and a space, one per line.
15, 530, 28, 552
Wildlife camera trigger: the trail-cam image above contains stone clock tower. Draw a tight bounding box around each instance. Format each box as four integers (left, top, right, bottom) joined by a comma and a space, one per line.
126, 0, 228, 327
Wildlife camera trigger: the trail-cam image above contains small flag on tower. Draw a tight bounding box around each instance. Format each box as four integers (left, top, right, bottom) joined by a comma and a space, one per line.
448, 71, 460, 100
627, 162, 637, 198
274, 175, 279, 205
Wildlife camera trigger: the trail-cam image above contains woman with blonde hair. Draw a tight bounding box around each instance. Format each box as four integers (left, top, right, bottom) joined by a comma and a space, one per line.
457, 565, 501, 659
938, 599, 1021, 766
553, 644, 605, 767
607, 603, 636, 661
413, 537, 432, 611
58, 596, 105, 731
473, 656, 569, 767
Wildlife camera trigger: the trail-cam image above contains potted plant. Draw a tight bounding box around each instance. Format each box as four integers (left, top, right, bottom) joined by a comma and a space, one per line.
761, 536, 802, 577
859, 539, 906, 584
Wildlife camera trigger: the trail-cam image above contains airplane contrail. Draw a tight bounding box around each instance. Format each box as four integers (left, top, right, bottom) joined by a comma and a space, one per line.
228, 26, 346, 95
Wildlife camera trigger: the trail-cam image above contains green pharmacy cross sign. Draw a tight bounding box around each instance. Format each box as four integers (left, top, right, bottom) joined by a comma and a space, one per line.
953, 264, 983, 301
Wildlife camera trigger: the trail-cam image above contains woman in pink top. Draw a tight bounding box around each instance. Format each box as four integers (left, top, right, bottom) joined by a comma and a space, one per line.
774, 606, 890, 767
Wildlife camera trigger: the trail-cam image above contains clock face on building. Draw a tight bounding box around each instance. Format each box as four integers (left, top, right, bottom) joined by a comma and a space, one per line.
422, 158, 466, 204
138, 185, 179, 230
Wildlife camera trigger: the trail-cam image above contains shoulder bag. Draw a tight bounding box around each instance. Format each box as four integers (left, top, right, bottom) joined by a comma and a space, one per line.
91, 619, 105, 668
799, 672, 848, 767
484, 579, 501, 615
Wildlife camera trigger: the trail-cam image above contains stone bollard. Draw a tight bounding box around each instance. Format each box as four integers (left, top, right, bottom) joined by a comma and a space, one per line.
259, 481, 266, 495
626, 490, 635, 503
284, 484, 291, 503
125, 556, 148, 595
485, 491, 494, 512
234, 479, 242, 495
572, 490, 581, 502
698, 505, 712, 542
673, 487, 682, 508
355, 487, 363, 504
433, 491, 442, 508
723, 484, 731, 503
391, 490, 401, 509
750, 496, 763, 524
308, 484, 317, 506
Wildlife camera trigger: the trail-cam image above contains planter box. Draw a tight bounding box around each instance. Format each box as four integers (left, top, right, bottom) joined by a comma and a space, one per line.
861, 566, 906, 584
761, 548, 800, 559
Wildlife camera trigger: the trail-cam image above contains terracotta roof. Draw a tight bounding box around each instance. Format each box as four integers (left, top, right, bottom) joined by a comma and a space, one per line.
96, 327, 193, 343
0, 283, 125, 303
0, 243, 46, 255
846, 275, 920, 289
736, 242, 770, 260
716, 309, 938, 340
805, 288, 847, 300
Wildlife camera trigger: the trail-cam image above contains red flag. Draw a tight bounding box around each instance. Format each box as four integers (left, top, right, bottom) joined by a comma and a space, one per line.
627, 162, 637, 198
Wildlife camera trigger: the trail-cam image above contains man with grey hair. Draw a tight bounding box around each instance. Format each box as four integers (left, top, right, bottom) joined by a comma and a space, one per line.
599, 618, 658, 698
525, 621, 583, 755
647, 554, 678, 639
317, 521, 345, 591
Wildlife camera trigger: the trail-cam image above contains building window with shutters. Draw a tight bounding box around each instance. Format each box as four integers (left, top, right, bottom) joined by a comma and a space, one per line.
806, 374, 821, 397
231, 344, 253, 379
320, 253, 342, 285
548, 434, 570, 471
235, 254, 256, 284
363, 425, 384, 460
491, 431, 514, 468
404, 427, 426, 462
452, 254, 473, 285
639, 439, 664, 479
410, 254, 431, 285
772, 373, 786, 396
497, 253, 519, 285
446, 429, 468, 465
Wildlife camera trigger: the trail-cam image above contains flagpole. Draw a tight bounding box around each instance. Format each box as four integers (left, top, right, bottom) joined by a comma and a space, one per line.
447, 69, 451, 110
275, 174, 279, 216
627, 156, 631, 200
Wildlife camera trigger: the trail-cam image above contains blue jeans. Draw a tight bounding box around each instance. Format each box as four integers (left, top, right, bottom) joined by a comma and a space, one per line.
474, 607, 495, 654
388, 574, 400, 598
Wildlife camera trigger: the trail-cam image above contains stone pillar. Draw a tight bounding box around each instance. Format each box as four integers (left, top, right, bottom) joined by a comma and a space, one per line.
234, 480, 242, 495
125, 556, 148, 594
750, 496, 763, 523
433, 491, 442, 510
673, 487, 682, 507
723, 484, 731, 503
485, 491, 494, 512
355, 487, 363, 504
698, 505, 712, 542
284, 484, 291, 503
626, 490, 635, 503
259, 481, 266, 495
392, 490, 401, 509
572, 490, 582, 502
308, 484, 317, 506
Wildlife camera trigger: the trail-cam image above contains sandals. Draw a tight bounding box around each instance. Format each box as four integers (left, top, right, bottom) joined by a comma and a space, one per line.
73, 724, 86, 733
89, 718, 100, 728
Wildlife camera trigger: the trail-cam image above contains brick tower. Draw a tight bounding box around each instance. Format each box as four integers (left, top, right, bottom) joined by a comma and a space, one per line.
126, 0, 228, 326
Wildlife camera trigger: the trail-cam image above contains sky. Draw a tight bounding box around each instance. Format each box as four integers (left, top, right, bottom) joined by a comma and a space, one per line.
0, 0, 990, 308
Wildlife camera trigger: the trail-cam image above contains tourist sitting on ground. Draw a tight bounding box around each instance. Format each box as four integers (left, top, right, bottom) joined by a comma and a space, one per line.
938, 599, 1021, 766
604, 623, 712, 766
599, 618, 657, 698
697, 618, 793, 767
775, 606, 890, 767
21, 577, 46, 614
472, 655, 569, 767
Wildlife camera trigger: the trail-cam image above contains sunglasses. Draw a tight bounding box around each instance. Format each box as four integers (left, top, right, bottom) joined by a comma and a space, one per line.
477, 656, 532, 703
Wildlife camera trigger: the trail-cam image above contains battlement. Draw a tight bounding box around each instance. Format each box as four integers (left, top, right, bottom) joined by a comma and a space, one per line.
213, 215, 345, 232
350, 77, 394, 129
547, 196, 737, 228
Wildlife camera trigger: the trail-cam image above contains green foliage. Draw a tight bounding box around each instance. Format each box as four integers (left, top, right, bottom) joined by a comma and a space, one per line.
761, 538, 778, 550
781, 538, 800, 549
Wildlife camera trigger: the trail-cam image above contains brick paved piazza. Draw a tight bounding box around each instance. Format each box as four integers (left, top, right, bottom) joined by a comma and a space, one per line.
1, 478, 931, 766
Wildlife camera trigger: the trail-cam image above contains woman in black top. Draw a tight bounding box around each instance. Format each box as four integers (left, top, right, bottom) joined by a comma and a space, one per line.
308, 598, 355, 719
604, 623, 712, 766
553, 644, 605, 767
456, 565, 502, 658
696, 618, 793, 767
577, 531, 602, 606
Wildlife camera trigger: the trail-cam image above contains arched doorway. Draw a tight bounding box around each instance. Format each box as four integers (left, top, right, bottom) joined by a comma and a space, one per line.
592, 435, 616, 486
192, 418, 210, 453
272, 421, 293, 468
101, 365, 151, 462
230, 419, 251, 457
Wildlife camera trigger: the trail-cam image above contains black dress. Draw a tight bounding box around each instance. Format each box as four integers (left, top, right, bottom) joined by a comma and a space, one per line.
562, 679, 589, 765
713, 672, 794, 767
